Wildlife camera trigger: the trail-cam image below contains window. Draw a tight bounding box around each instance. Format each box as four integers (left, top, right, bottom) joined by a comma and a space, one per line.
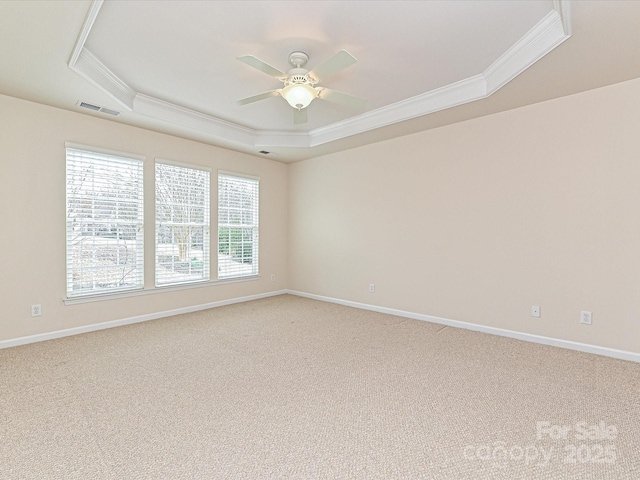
218, 173, 259, 279
66, 147, 144, 297
155, 162, 210, 286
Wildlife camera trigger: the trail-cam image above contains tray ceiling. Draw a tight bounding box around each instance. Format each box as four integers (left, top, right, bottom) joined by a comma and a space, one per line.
2, 1, 640, 161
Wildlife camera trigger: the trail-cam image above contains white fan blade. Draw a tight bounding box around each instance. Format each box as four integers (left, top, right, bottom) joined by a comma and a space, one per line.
318, 88, 367, 109
293, 108, 308, 125
237, 90, 280, 106
308, 50, 357, 81
237, 55, 287, 78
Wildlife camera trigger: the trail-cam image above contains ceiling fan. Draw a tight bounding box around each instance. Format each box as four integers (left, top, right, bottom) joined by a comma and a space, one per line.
236, 50, 366, 124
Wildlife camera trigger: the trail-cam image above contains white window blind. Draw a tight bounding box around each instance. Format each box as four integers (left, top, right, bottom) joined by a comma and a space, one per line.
155, 162, 210, 286
218, 173, 259, 279
66, 148, 144, 297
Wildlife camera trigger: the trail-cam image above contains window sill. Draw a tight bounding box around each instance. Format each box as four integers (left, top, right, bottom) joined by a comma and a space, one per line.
63, 275, 261, 305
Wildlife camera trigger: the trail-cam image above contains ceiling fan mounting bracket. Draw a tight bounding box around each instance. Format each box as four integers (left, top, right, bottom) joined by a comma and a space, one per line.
288, 51, 309, 68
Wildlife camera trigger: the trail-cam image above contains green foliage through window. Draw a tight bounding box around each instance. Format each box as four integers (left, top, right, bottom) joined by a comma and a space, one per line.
218, 174, 259, 279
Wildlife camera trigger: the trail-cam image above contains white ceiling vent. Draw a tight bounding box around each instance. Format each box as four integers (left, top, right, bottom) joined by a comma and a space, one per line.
78, 101, 120, 116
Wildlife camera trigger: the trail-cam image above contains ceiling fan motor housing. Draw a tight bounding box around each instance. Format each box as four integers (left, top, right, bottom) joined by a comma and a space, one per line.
285, 67, 316, 84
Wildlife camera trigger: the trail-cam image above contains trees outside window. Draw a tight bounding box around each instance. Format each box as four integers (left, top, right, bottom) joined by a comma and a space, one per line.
155, 162, 210, 286
218, 173, 259, 279
66, 148, 144, 297
67, 151, 259, 295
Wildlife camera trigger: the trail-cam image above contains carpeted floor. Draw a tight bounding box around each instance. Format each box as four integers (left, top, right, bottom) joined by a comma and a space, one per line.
1, 294, 639, 479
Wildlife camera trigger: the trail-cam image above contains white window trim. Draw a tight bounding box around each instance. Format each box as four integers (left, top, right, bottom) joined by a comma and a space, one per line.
155, 159, 211, 287
62, 275, 261, 305
62, 148, 267, 304
65, 141, 145, 162
217, 171, 260, 280
217, 170, 260, 181
66, 144, 145, 298
156, 157, 212, 173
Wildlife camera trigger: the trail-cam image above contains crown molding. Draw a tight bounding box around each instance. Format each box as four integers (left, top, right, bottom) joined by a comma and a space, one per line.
68, 0, 103, 67
69, 0, 572, 151
133, 94, 256, 145
554, 0, 573, 35
310, 6, 571, 147
308, 74, 487, 147
134, 94, 312, 148
72, 48, 136, 110
254, 130, 311, 148
483, 9, 569, 93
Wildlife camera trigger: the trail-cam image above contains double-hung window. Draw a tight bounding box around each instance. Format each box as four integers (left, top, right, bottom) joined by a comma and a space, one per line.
155, 161, 210, 286
218, 173, 259, 279
66, 147, 144, 297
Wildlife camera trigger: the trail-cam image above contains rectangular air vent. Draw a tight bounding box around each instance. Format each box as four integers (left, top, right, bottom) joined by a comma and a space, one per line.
78, 101, 120, 116
100, 107, 120, 116
79, 102, 100, 111
258, 150, 279, 157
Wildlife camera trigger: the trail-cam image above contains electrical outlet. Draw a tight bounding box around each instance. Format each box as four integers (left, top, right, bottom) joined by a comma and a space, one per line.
369, 283, 375, 293
31, 304, 42, 317
270, 274, 276, 282
580, 311, 592, 325
531, 306, 540, 318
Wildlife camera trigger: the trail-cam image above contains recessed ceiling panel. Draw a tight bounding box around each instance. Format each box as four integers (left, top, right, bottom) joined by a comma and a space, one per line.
6, 1, 640, 163
85, 0, 554, 131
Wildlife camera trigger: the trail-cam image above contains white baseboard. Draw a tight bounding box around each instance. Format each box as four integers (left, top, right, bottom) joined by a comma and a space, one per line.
5, 288, 638, 363
0, 290, 288, 350
287, 290, 640, 363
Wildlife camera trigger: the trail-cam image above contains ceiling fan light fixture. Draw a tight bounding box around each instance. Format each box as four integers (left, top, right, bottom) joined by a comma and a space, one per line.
281, 83, 317, 110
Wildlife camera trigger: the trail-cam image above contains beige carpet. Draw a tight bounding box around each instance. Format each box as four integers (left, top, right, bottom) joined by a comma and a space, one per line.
1, 294, 639, 479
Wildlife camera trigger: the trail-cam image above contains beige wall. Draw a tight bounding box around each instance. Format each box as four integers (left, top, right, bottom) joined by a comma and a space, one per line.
289, 78, 640, 353
0, 94, 288, 342
3, 77, 640, 354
